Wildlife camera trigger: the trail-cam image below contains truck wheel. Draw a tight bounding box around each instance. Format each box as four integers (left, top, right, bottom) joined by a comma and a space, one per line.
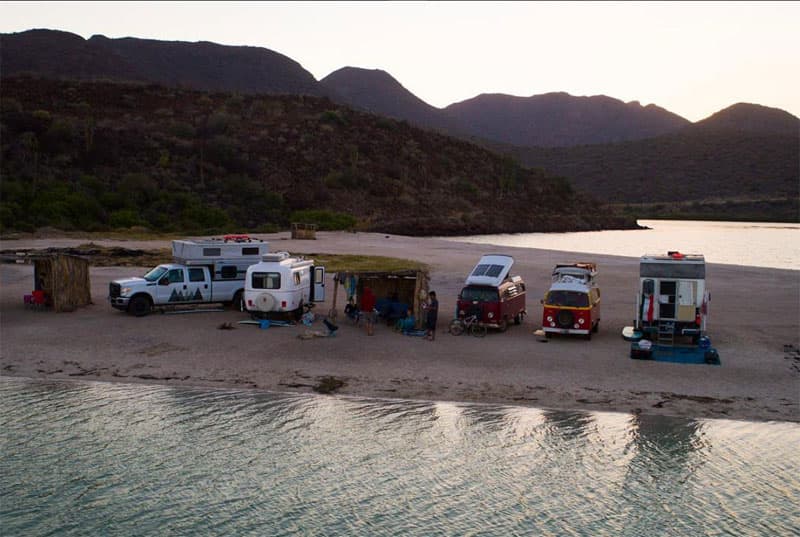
231, 290, 244, 312
514, 313, 522, 325
129, 296, 151, 317
592, 320, 599, 333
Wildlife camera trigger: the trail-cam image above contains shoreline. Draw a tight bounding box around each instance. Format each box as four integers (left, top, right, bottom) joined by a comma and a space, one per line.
1, 231, 798, 423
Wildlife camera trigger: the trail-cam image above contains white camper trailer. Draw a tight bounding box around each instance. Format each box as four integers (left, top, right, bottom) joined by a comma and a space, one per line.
244, 252, 326, 318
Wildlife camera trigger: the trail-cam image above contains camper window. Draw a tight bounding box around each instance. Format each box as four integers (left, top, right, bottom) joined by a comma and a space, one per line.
220, 266, 238, 279
242, 247, 260, 256
203, 248, 222, 257
252, 272, 281, 290
294, 272, 301, 286
188, 268, 205, 282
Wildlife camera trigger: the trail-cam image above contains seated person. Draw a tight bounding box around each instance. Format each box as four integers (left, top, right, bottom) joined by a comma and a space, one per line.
344, 298, 360, 322
396, 308, 416, 332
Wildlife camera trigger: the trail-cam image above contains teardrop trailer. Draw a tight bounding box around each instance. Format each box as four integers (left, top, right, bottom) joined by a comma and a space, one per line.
244, 252, 326, 319
451, 254, 527, 334
622, 252, 720, 364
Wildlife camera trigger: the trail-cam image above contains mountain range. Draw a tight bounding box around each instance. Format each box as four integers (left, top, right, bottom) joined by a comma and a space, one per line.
1, 28, 798, 223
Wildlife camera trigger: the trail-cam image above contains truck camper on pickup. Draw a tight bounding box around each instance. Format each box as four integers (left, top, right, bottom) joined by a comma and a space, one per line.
108, 235, 269, 316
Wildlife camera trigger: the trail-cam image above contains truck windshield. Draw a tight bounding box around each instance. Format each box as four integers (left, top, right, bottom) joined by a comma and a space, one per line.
143, 266, 168, 282
546, 291, 590, 307
461, 286, 499, 302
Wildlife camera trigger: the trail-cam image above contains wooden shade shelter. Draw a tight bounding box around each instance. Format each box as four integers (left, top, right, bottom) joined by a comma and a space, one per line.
329, 269, 429, 328
31, 254, 92, 312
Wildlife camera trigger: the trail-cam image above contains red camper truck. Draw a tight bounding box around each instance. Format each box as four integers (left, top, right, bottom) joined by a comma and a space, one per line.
454, 254, 527, 332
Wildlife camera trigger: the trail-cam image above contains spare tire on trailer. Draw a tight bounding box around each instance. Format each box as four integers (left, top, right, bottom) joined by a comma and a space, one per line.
255, 292, 276, 312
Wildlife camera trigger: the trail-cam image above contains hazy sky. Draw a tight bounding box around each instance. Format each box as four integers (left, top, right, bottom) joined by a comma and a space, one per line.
2, 1, 798, 122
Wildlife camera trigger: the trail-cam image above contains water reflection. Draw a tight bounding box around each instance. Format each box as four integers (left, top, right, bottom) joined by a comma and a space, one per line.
618, 414, 710, 535
1, 379, 798, 537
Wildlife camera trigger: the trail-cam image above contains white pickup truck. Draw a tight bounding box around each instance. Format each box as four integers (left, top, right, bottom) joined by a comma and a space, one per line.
108, 236, 269, 316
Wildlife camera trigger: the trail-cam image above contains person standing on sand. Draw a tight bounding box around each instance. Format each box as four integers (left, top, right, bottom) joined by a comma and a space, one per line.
360, 286, 376, 336
424, 291, 438, 341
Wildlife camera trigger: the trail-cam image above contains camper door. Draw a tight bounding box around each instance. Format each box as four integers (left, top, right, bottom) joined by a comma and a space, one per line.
312, 266, 326, 302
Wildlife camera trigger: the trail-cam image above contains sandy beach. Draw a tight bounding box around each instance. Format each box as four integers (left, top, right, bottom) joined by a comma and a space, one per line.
1, 231, 798, 422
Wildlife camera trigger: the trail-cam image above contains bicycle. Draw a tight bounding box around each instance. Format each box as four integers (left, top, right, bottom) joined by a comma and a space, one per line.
449, 314, 487, 337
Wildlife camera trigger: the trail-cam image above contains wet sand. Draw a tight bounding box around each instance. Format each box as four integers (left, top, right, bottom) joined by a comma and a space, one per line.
1, 231, 798, 422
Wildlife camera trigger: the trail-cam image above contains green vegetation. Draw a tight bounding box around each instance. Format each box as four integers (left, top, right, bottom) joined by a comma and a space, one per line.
290, 210, 356, 231
0, 77, 636, 236
304, 253, 427, 273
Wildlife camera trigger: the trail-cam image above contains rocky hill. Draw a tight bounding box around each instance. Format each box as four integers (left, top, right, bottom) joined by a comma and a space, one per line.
506, 103, 799, 221
0, 29, 323, 96
0, 77, 636, 235
2, 29, 690, 148
320, 67, 470, 136
444, 92, 691, 147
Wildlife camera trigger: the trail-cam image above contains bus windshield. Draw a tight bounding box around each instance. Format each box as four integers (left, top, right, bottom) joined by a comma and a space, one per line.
546, 290, 589, 308
460, 286, 499, 302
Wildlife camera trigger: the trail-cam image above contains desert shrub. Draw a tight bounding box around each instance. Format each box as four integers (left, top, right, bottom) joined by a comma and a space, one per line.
290, 209, 356, 231
170, 120, 196, 139
376, 117, 396, 131
323, 169, 359, 190
319, 110, 347, 126
109, 208, 143, 229
32, 109, 51, 121
206, 111, 236, 135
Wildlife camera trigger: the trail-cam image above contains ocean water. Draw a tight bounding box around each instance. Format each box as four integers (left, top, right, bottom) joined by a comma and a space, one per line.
1, 378, 798, 536
442, 220, 800, 270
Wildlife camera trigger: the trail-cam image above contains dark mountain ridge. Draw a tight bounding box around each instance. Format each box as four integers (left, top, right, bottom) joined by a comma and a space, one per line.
0, 77, 636, 235
320, 67, 470, 136
443, 92, 691, 147
1, 29, 323, 96
692, 102, 799, 135
2, 28, 796, 223
507, 103, 799, 220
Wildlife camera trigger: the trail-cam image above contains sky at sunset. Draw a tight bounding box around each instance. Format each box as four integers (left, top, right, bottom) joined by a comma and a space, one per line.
2, 1, 798, 122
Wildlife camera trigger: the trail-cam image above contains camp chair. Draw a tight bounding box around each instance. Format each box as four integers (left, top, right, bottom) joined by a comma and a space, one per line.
31, 290, 46, 310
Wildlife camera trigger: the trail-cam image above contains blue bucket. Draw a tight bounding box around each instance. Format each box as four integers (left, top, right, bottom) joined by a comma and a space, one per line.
259, 319, 271, 330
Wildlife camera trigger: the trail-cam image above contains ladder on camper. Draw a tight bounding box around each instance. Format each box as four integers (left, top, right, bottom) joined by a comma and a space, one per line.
657, 321, 675, 347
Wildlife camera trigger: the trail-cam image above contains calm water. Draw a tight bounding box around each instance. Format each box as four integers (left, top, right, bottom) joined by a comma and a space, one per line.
1, 378, 798, 536
443, 220, 800, 270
